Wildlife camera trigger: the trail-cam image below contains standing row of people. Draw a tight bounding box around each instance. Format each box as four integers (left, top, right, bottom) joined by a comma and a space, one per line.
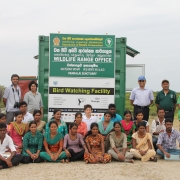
130, 76, 177, 121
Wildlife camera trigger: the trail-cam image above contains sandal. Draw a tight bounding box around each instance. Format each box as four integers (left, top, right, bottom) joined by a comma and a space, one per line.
150, 157, 157, 162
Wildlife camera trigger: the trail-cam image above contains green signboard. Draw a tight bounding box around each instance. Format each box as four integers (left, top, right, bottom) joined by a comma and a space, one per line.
49, 34, 115, 78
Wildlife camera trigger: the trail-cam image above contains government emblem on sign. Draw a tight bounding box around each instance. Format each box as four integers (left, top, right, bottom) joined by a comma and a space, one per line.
105, 38, 113, 47
53, 37, 60, 46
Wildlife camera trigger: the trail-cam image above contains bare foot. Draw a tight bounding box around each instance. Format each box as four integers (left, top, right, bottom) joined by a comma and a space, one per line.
85, 160, 88, 164
0, 166, 3, 170
60, 159, 65, 163
65, 159, 69, 163
129, 159, 134, 163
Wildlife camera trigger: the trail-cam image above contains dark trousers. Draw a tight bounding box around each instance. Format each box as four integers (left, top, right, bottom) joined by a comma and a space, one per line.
134, 105, 150, 121
0, 154, 23, 169
68, 149, 84, 161
152, 136, 158, 151
21, 156, 42, 164
165, 111, 174, 121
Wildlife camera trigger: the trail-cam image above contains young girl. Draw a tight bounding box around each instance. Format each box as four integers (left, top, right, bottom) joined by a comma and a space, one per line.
10, 111, 26, 153
130, 121, 157, 162
107, 122, 134, 163
0, 113, 11, 134
133, 109, 149, 132
98, 111, 114, 138
45, 109, 68, 136
84, 123, 111, 164
74, 112, 87, 137
121, 110, 136, 148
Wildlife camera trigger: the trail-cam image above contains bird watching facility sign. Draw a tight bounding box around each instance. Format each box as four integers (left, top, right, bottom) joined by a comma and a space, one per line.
48, 34, 115, 122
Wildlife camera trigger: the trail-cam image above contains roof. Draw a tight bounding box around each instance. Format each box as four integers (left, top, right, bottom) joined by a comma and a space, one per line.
126, 45, 140, 57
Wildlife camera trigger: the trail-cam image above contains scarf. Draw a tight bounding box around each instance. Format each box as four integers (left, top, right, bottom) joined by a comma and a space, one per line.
44, 132, 64, 145
11, 122, 26, 136
121, 120, 133, 131
136, 132, 154, 150
98, 121, 114, 135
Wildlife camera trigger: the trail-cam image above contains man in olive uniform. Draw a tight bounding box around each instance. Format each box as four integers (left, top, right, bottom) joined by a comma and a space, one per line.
155, 80, 176, 121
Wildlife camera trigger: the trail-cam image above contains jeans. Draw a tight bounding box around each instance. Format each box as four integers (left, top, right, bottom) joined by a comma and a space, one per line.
152, 137, 158, 151
157, 149, 180, 157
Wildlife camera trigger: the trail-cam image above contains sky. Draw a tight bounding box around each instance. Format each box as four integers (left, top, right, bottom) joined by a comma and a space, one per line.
1, 0, 180, 91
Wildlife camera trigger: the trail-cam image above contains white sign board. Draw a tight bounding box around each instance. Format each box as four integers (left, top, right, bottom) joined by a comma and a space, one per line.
126, 64, 145, 91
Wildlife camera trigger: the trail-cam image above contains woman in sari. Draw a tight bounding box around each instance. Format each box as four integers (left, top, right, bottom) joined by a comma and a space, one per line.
84, 123, 111, 164
40, 121, 67, 162
63, 123, 89, 162
74, 112, 87, 137
121, 110, 135, 148
21, 121, 43, 163
130, 121, 157, 162
46, 109, 68, 136
107, 122, 134, 163
9, 111, 26, 154
98, 111, 114, 138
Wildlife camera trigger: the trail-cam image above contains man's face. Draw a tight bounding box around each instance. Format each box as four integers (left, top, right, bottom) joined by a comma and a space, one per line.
138, 80, 146, 87
0, 128, 6, 138
19, 105, 27, 113
162, 82, 169, 90
11, 77, 19, 85
165, 122, 173, 132
109, 107, 116, 115
158, 110, 165, 119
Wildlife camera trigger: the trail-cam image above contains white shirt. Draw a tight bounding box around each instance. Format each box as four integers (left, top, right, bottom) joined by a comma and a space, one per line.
151, 118, 166, 138
0, 134, 16, 155
82, 115, 97, 131
130, 87, 154, 106
14, 112, 33, 123
3, 85, 21, 112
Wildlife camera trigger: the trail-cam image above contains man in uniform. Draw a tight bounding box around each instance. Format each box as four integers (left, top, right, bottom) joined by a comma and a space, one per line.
155, 80, 176, 121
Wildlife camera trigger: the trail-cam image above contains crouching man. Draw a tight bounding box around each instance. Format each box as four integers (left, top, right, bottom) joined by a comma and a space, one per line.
157, 118, 180, 158
0, 123, 22, 169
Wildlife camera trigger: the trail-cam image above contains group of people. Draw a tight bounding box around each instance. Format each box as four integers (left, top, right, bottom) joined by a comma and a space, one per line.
0, 74, 180, 170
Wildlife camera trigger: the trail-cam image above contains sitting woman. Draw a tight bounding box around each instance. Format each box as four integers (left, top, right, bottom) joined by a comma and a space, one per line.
98, 111, 114, 138
107, 122, 134, 163
74, 112, 87, 137
21, 121, 43, 164
9, 111, 26, 154
40, 121, 67, 162
121, 110, 135, 148
46, 109, 68, 136
133, 109, 149, 132
84, 123, 111, 164
130, 121, 157, 162
33, 110, 46, 134
63, 123, 89, 162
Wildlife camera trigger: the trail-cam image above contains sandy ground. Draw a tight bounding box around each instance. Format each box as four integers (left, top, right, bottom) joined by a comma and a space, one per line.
1, 118, 180, 180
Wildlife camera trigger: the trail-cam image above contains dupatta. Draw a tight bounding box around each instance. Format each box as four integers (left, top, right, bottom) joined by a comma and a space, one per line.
136, 133, 154, 150
11, 122, 26, 136
121, 120, 133, 131
44, 132, 64, 145
98, 121, 114, 135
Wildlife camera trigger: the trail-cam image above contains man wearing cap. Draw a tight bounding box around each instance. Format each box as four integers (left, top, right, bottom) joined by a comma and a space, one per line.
130, 76, 154, 121
155, 80, 176, 121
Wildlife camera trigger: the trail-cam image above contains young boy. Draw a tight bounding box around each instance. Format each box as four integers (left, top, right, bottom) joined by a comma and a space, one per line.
0, 113, 11, 134
0, 113, 6, 124
101, 104, 122, 122
82, 104, 97, 131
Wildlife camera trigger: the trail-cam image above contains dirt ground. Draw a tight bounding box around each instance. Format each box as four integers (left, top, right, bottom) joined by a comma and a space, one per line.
1, 118, 180, 180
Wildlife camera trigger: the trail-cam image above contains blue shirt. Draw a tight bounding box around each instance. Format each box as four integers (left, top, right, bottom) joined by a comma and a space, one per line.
101, 114, 122, 123
130, 86, 154, 106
